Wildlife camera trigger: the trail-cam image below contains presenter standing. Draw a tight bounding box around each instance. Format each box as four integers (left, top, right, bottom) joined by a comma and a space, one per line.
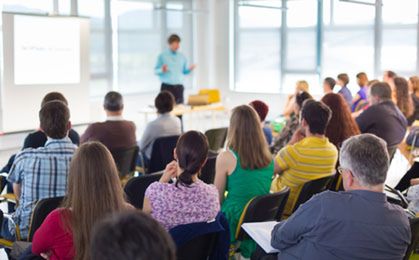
154, 34, 196, 104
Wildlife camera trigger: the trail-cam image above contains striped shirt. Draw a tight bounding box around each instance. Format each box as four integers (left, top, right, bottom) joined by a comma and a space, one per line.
271, 136, 338, 216
8, 138, 76, 239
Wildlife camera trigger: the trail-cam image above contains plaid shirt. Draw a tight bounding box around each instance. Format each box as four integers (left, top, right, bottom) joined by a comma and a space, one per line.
7, 138, 76, 239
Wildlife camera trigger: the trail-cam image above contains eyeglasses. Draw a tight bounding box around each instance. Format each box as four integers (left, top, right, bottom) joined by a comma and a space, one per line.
338, 166, 354, 177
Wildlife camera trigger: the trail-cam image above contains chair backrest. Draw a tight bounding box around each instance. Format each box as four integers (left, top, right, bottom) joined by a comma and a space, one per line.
328, 173, 344, 192
292, 175, 334, 213
177, 232, 218, 260
124, 172, 163, 209
200, 155, 217, 184
205, 128, 228, 152
236, 187, 290, 241
28, 196, 64, 241
110, 146, 139, 178
148, 135, 179, 173
404, 217, 419, 260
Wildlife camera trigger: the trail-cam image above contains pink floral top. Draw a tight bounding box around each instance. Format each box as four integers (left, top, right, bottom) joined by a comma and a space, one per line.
145, 179, 220, 230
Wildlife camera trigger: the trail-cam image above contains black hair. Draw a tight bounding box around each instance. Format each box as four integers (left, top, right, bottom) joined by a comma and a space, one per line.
324, 77, 336, 90
295, 91, 313, 109
104, 91, 123, 112
39, 101, 70, 139
175, 131, 209, 187
168, 34, 181, 44
91, 211, 176, 260
301, 100, 332, 135
155, 91, 175, 114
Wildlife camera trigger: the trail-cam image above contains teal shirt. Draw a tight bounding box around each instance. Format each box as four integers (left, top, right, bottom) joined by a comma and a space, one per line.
154, 49, 191, 85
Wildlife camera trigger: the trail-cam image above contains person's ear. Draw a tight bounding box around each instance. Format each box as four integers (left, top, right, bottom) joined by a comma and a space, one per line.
301, 118, 308, 128
67, 121, 72, 131
173, 148, 178, 160
342, 170, 354, 190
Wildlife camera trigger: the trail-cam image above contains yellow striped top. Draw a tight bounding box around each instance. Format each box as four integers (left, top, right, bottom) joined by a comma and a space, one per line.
271, 136, 338, 217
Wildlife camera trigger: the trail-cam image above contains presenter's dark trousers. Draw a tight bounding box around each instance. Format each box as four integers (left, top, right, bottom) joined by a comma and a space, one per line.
161, 83, 184, 104
161, 83, 184, 132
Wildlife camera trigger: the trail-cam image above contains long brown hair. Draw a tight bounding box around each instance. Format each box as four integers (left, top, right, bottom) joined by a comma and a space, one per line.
227, 105, 271, 169
394, 77, 414, 118
409, 76, 419, 94
321, 93, 361, 148
62, 142, 127, 260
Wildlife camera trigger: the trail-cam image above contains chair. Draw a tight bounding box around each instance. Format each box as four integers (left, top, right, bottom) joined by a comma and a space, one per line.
177, 232, 218, 260
292, 175, 334, 214
110, 146, 139, 179
236, 187, 290, 241
200, 155, 217, 185
28, 196, 64, 241
205, 128, 228, 152
328, 173, 344, 192
124, 172, 163, 209
404, 217, 419, 260
147, 135, 179, 173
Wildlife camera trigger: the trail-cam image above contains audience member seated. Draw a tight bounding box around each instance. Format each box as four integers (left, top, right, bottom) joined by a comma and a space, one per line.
249, 100, 272, 145
139, 91, 181, 166
80, 91, 136, 151
337, 73, 353, 106
1, 92, 79, 174
356, 82, 407, 159
351, 72, 369, 112
1, 101, 76, 241
271, 91, 312, 154
91, 211, 176, 260
408, 76, 419, 125
32, 142, 131, 260
321, 93, 360, 149
143, 131, 219, 230
215, 105, 274, 258
322, 77, 336, 95
271, 100, 338, 217
270, 134, 410, 260
394, 77, 414, 120
282, 80, 309, 118
383, 70, 397, 95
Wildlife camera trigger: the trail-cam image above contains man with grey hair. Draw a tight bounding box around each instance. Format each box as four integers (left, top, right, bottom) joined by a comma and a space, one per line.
356, 82, 407, 159
269, 134, 410, 260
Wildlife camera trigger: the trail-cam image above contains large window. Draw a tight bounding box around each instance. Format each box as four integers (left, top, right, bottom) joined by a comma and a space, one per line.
235, 1, 281, 93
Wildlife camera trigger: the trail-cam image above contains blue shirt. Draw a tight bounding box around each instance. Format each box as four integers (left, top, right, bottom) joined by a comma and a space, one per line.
338, 85, 353, 107
155, 49, 191, 85
263, 127, 273, 145
8, 138, 76, 239
271, 190, 410, 260
351, 86, 368, 112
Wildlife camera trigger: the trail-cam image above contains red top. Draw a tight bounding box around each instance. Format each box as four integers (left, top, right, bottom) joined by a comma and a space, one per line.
32, 208, 75, 260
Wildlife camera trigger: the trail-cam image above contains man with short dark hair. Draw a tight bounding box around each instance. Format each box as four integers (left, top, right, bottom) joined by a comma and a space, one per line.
154, 34, 196, 104
356, 82, 407, 158
322, 77, 336, 94
3, 101, 77, 240
80, 91, 136, 151
270, 134, 410, 260
271, 100, 338, 217
139, 91, 181, 165
91, 211, 176, 260
337, 73, 353, 106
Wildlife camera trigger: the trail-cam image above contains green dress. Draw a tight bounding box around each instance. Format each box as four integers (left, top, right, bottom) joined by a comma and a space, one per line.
221, 150, 274, 258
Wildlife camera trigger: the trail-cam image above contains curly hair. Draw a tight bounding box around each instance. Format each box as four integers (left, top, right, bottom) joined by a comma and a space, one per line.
394, 77, 414, 118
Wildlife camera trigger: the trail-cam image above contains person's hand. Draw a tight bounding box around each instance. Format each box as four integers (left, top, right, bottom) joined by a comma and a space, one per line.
411, 178, 419, 186
288, 126, 305, 145
189, 64, 196, 71
162, 64, 168, 73
160, 160, 178, 183
41, 252, 51, 260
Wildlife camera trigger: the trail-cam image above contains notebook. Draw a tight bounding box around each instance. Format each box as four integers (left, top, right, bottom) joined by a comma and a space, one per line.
241, 221, 280, 254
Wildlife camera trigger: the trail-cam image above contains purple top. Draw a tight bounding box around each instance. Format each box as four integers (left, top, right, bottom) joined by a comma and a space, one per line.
145, 179, 220, 230
351, 86, 368, 112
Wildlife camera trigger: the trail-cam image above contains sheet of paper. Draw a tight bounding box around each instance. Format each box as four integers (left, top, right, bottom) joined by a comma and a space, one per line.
241, 221, 280, 254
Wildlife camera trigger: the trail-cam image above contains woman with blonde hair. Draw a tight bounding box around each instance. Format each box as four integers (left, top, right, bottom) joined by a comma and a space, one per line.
215, 105, 274, 258
32, 142, 131, 260
283, 80, 309, 117
394, 77, 414, 120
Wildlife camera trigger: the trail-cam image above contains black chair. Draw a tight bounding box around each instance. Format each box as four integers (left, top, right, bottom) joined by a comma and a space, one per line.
177, 232, 218, 260
236, 187, 290, 241
205, 128, 228, 152
404, 217, 419, 260
292, 175, 334, 214
27, 196, 64, 241
124, 172, 163, 209
110, 146, 139, 179
148, 135, 179, 173
200, 155, 217, 184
